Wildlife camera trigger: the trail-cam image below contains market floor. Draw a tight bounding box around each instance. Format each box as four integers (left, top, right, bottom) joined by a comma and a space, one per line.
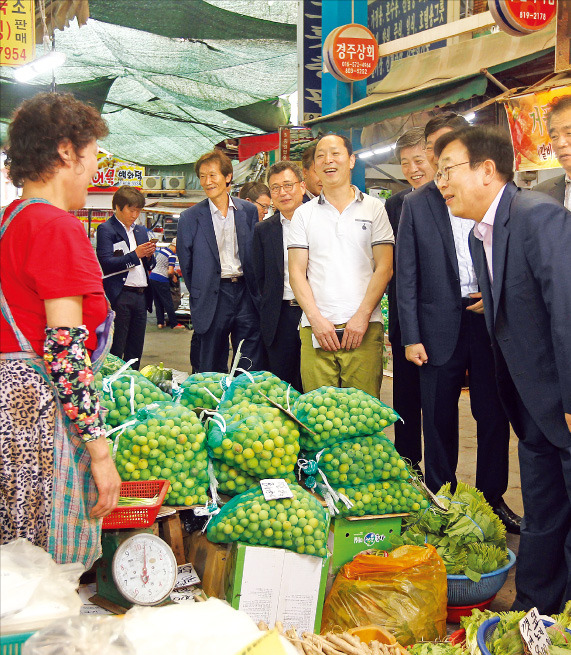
140, 320, 522, 616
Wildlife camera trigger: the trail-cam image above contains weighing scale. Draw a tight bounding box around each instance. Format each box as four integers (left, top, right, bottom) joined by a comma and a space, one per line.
91, 531, 178, 613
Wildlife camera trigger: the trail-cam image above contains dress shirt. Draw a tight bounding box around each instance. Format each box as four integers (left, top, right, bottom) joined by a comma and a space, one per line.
209, 196, 243, 278
473, 185, 507, 284
448, 209, 478, 297
280, 214, 295, 300
565, 175, 570, 211
124, 224, 148, 288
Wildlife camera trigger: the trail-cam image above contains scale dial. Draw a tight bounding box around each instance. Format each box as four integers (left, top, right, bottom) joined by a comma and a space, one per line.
111, 533, 177, 606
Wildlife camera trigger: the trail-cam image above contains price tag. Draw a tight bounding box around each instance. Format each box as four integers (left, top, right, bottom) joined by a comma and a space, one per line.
519, 608, 551, 655
174, 563, 201, 590
260, 479, 294, 501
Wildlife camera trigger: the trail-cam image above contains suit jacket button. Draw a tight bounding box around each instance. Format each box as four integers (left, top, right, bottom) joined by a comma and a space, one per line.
214, 290, 218, 294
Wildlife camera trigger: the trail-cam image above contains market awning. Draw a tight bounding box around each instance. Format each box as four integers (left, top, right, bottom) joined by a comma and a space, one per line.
305, 25, 556, 133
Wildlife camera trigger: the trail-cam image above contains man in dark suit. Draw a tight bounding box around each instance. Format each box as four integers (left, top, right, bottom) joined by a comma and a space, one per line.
253, 161, 306, 390
534, 94, 571, 208
177, 149, 262, 373
96, 186, 156, 369
396, 113, 520, 533
435, 125, 571, 613
385, 127, 434, 469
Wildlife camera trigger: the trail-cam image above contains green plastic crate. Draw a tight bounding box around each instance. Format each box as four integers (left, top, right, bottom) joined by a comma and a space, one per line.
0, 632, 34, 655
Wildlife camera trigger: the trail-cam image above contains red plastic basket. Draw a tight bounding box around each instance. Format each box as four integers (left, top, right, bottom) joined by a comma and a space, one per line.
446, 594, 496, 623
102, 480, 170, 529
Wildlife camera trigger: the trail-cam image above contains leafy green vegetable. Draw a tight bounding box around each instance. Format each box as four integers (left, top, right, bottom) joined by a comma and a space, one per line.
408, 643, 464, 655
390, 482, 508, 578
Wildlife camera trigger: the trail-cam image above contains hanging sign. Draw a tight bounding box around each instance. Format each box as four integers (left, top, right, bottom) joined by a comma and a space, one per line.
89, 153, 145, 190
323, 23, 379, 82
0, 0, 35, 66
489, 0, 556, 37
503, 86, 571, 171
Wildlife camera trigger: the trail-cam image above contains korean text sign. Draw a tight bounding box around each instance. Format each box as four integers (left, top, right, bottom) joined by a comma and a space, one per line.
504, 87, 571, 171
0, 0, 35, 67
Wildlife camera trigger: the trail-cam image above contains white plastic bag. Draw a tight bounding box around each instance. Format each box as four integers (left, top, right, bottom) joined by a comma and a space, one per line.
0, 538, 83, 633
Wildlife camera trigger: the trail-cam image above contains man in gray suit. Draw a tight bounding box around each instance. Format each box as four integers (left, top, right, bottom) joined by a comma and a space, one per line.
435, 125, 571, 614
534, 94, 571, 209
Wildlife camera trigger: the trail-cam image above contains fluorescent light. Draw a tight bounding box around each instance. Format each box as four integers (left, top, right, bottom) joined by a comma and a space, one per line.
13, 51, 66, 83
464, 112, 476, 123
373, 145, 393, 155
358, 151, 374, 159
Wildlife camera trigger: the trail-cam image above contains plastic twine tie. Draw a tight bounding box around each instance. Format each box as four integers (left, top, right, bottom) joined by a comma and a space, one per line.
102, 358, 139, 403
316, 482, 340, 517
207, 411, 227, 435
226, 339, 245, 386
202, 386, 221, 405
194, 501, 221, 533
105, 419, 137, 461
207, 459, 222, 505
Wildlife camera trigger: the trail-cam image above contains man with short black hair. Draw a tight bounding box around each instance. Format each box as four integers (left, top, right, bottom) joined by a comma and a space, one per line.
435, 124, 571, 613
177, 149, 262, 373
385, 127, 433, 469
534, 95, 571, 208
288, 134, 394, 397
97, 185, 156, 368
239, 181, 272, 221
301, 144, 323, 199
253, 161, 306, 389
396, 113, 519, 533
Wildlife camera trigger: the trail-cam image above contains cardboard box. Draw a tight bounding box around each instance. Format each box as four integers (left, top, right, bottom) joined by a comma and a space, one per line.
328, 514, 404, 573
225, 543, 330, 635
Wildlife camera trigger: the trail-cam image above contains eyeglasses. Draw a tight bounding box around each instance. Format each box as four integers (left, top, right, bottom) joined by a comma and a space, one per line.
254, 200, 272, 212
435, 161, 470, 183
269, 181, 301, 195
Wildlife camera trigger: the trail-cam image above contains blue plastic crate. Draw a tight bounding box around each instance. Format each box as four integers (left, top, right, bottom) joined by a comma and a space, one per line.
477, 617, 571, 655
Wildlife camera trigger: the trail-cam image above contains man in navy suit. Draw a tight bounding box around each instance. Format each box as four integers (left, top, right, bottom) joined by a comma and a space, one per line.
385, 127, 434, 469
96, 186, 156, 369
435, 125, 571, 613
177, 149, 262, 373
253, 161, 306, 391
534, 94, 571, 208
396, 113, 520, 533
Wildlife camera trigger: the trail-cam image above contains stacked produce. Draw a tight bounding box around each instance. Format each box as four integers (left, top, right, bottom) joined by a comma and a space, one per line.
206, 372, 303, 495
334, 479, 430, 517
211, 459, 259, 496
219, 370, 300, 410
207, 483, 329, 557
293, 387, 400, 452
390, 482, 507, 581
462, 604, 571, 655
140, 361, 173, 395
175, 372, 230, 413
95, 364, 171, 429
113, 401, 209, 506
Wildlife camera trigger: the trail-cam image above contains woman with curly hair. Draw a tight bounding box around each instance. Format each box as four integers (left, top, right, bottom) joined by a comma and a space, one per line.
0, 93, 121, 567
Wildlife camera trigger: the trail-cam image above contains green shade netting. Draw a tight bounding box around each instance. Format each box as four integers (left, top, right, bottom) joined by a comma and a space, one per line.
1, 3, 297, 165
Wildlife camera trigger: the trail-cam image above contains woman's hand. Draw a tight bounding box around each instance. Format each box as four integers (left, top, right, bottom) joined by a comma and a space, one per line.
86, 437, 121, 518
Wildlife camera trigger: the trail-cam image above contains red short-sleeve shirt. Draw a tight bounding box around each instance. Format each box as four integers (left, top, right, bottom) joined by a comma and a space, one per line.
1, 200, 108, 356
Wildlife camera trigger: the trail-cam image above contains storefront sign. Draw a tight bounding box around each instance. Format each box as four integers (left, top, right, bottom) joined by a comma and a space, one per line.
90, 153, 145, 189
323, 23, 379, 82
368, 0, 447, 84
490, 0, 556, 36
0, 0, 35, 66
300, 0, 322, 123
504, 86, 571, 171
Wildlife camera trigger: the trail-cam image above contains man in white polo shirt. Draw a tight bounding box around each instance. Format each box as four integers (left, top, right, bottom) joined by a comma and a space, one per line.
288, 134, 394, 397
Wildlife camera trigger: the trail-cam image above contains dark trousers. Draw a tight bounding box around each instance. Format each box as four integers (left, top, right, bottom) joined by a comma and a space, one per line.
391, 326, 422, 468
500, 380, 571, 613
419, 305, 510, 504
265, 301, 303, 392
150, 278, 178, 327
194, 279, 263, 373
110, 288, 147, 369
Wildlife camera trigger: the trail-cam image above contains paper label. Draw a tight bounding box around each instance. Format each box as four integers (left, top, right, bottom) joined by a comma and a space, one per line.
519, 608, 551, 655
174, 563, 201, 589
260, 479, 294, 501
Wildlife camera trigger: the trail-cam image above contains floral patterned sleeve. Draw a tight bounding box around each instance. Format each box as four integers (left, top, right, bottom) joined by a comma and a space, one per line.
43, 326, 106, 443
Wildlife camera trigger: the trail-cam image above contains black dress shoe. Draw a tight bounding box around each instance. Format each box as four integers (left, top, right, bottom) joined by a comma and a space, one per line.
491, 499, 521, 535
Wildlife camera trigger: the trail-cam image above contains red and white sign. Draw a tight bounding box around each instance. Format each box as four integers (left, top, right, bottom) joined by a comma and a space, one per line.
323, 23, 379, 82
489, 0, 556, 37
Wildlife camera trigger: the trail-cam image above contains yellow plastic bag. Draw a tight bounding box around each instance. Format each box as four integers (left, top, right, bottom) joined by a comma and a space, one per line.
320, 544, 447, 645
